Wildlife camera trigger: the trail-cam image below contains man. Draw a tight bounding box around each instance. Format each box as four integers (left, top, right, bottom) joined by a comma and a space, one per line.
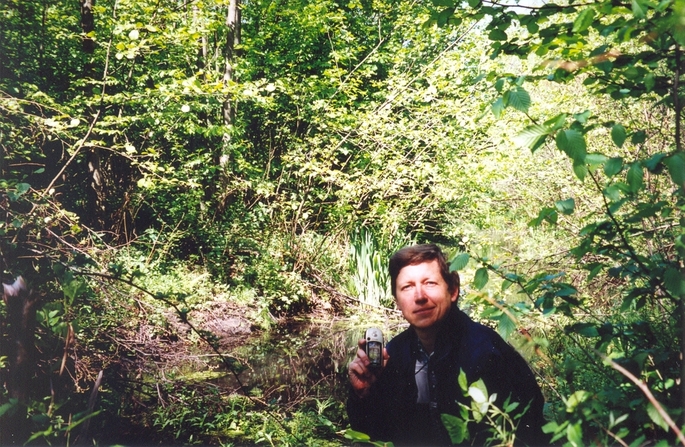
347, 244, 545, 446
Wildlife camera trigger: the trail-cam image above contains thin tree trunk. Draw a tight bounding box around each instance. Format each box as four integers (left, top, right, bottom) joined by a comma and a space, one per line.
1, 277, 37, 445
223, 0, 240, 132
80, 0, 109, 231
80, 0, 95, 53
216, 0, 241, 211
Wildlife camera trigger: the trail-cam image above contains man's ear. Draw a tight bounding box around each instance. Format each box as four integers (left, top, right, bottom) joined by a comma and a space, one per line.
450, 287, 459, 303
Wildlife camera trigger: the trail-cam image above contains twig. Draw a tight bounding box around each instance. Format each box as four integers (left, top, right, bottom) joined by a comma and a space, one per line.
601, 353, 685, 446
39, 109, 101, 200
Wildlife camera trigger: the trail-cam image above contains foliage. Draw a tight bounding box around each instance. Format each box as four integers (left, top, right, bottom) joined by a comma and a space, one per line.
432, 0, 685, 442
2, 0, 685, 443
441, 370, 530, 447
346, 227, 409, 307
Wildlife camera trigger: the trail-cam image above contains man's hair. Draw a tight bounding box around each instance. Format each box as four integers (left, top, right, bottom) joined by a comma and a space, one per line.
389, 244, 460, 297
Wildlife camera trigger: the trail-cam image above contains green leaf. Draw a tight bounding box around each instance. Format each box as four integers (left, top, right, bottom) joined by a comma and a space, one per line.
513, 124, 551, 152
573, 8, 596, 33
437, 7, 454, 26
468, 382, 488, 404
556, 129, 587, 163
441, 413, 468, 444
507, 86, 531, 113
611, 124, 627, 148
16, 183, 30, 194
574, 110, 591, 124
567, 322, 599, 337
498, 313, 517, 339
473, 268, 489, 290
644, 72, 655, 92
566, 421, 584, 447
647, 403, 669, 431
573, 163, 588, 182
344, 429, 371, 442
664, 268, 685, 298
604, 157, 623, 177
488, 29, 508, 41
664, 152, 685, 186
529, 207, 558, 226
450, 253, 470, 271
585, 153, 608, 167
631, 130, 647, 144
555, 198, 575, 215
62, 279, 87, 305
544, 113, 567, 131
0, 399, 18, 417
626, 163, 644, 193
644, 153, 666, 172
631, 0, 647, 18
491, 97, 505, 118
458, 369, 468, 392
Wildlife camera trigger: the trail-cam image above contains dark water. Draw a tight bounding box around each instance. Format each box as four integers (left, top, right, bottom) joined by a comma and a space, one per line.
211, 315, 408, 406
215, 318, 373, 404
95, 314, 406, 446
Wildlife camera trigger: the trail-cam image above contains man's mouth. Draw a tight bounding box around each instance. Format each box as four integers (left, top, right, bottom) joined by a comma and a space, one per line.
414, 307, 434, 315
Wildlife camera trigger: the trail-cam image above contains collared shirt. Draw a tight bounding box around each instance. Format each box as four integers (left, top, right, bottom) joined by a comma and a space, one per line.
414, 345, 431, 404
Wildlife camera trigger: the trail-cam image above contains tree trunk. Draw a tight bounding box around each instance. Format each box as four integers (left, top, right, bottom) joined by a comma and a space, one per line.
223, 0, 241, 131
86, 148, 109, 230
216, 0, 241, 212
80, 0, 95, 53
1, 277, 37, 445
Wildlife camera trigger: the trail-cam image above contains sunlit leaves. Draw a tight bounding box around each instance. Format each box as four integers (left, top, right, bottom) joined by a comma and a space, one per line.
473, 267, 489, 290
631, 0, 648, 18
488, 29, 508, 41
626, 163, 644, 193
555, 129, 586, 163
450, 253, 470, 271
505, 86, 530, 113
528, 207, 558, 226
573, 8, 596, 33
611, 124, 627, 148
513, 124, 551, 152
604, 157, 623, 177
555, 198, 575, 215
664, 152, 685, 186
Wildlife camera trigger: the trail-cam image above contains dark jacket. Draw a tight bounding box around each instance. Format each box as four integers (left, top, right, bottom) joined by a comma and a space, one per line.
347, 307, 546, 446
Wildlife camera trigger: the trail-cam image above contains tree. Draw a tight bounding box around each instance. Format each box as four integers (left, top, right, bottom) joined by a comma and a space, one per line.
429, 0, 685, 443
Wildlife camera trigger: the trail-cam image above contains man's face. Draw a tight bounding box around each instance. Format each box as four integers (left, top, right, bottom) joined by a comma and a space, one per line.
394, 260, 458, 330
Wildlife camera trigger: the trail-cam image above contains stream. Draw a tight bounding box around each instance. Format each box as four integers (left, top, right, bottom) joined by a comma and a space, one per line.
214, 316, 407, 407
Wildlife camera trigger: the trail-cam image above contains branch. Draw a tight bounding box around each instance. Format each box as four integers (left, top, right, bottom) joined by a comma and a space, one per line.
600, 353, 685, 446
39, 109, 102, 200
72, 269, 296, 438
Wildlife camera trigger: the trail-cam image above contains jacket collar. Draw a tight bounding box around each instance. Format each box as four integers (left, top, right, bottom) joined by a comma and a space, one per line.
409, 305, 465, 362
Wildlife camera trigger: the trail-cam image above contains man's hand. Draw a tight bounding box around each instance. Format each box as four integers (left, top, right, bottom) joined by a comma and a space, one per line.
348, 338, 389, 399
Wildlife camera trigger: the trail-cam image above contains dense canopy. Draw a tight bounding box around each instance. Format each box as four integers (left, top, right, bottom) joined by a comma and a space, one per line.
1, 0, 684, 444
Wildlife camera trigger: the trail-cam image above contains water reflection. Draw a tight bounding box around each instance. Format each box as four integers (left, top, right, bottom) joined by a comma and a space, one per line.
214, 316, 406, 407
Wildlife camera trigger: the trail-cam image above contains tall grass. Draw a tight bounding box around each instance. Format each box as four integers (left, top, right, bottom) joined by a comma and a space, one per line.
347, 228, 407, 308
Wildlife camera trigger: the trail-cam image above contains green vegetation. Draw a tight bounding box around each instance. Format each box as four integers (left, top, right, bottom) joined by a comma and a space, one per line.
1, 0, 684, 444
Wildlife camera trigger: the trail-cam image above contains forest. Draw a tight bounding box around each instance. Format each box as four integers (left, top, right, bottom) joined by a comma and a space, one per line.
1, 0, 684, 444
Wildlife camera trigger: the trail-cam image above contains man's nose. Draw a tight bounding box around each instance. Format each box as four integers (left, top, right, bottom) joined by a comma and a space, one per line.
414, 286, 427, 301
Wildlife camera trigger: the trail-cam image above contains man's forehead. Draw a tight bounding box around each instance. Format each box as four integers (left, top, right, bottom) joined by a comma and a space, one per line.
397, 260, 441, 276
